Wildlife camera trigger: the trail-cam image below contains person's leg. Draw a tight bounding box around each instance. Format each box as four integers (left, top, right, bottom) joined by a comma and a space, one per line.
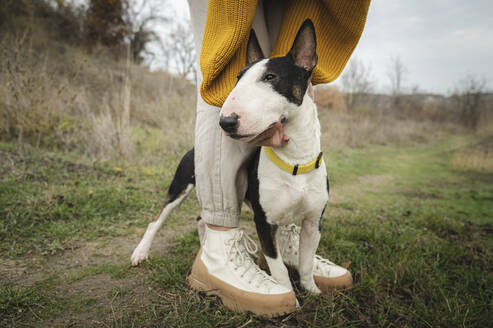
190, 1, 255, 230
264, 0, 286, 53
191, 0, 278, 234
187, 0, 296, 316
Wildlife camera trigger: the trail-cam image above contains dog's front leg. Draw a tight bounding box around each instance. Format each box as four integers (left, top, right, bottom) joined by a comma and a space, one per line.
299, 218, 322, 294
255, 218, 293, 290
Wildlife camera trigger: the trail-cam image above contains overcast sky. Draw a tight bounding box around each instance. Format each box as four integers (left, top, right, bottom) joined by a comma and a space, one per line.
169, 0, 493, 94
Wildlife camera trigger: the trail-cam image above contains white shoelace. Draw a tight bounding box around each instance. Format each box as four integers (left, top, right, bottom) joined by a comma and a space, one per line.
225, 229, 278, 288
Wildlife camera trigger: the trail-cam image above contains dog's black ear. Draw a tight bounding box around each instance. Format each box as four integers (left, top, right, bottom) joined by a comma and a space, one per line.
288, 19, 318, 71
246, 29, 264, 64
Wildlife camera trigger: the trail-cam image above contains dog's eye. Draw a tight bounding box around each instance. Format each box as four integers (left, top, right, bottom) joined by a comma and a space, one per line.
263, 73, 276, 81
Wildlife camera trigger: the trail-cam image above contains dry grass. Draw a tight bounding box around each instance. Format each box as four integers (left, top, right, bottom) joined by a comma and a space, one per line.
451, 150, 493, 172
318, 108, 456, 151
0, 27, 195, 161
313, 84, 346, 112
451, 136, 493, 173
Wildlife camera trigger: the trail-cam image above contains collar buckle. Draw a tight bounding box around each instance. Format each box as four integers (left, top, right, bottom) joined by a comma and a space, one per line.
292, 164, 299, 175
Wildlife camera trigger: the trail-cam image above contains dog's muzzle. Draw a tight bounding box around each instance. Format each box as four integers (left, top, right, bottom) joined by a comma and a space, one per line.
219, 113, 239, 134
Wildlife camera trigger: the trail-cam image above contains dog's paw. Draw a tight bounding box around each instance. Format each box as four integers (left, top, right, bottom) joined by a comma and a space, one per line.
301, 280, 322, 295
130, 246, 149, 266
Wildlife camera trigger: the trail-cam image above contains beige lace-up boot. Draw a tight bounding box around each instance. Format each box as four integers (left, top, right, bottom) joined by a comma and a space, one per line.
188, 226, 297, 317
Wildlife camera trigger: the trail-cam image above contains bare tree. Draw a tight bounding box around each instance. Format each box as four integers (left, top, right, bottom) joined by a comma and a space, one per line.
159, 21, 196, 81
451, 75, 488, 130
85, 0, 169, 63
387, 55, 407, 110
86, 0, 128, 48
339, 57, 374, 111
126, 0, 169, 64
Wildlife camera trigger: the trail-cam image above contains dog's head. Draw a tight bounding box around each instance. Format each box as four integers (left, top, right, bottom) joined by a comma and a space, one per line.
219, 19, 318, 143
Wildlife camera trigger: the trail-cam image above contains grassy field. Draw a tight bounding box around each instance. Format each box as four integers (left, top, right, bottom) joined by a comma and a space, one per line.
1, 133, 492, 327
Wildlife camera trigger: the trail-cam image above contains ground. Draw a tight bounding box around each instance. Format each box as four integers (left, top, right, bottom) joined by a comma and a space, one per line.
1, 136, 492, 327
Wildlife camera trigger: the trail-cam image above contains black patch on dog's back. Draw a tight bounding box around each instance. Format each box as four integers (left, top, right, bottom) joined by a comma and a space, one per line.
263, 56, 312, 105
166, 149, 195, 204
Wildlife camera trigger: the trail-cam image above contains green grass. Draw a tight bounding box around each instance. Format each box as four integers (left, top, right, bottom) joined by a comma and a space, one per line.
0, 141, 198, 257
0, 136, 492, 327
1, 278, 100, 327
0, 278, 60, 324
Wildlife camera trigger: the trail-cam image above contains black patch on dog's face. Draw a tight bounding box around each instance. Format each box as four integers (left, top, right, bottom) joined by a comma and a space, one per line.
235, 19, 316, 104
236, 59, 263, 82
260, 18, 317, 106
262, 56, 312, 106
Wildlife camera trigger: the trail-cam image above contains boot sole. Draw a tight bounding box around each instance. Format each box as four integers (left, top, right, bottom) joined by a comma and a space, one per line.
187, 274, 296, 318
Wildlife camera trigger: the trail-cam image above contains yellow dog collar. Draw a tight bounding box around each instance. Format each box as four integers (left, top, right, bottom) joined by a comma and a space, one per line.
263, 147, 323, 176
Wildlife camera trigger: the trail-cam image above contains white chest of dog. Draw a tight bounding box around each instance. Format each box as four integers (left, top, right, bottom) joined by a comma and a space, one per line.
259, 151, 328, 227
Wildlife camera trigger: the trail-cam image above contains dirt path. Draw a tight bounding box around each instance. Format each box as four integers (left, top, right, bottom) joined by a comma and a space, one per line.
1, 223, 195, 327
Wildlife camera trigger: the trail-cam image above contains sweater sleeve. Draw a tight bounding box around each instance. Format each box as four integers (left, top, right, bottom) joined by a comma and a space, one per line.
199, 0, 371, 108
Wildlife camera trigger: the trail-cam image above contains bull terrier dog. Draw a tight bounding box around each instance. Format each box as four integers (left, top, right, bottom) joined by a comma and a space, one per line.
131, 19, 351, 307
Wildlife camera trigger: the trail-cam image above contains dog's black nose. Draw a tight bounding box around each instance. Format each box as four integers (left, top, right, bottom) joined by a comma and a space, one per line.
219, 113, 239, 133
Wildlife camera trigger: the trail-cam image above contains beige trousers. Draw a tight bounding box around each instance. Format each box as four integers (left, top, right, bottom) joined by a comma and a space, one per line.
188, 0, 284, 227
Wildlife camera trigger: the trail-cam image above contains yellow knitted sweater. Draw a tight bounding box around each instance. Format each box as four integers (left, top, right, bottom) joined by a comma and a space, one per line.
200, 0, 371, 107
